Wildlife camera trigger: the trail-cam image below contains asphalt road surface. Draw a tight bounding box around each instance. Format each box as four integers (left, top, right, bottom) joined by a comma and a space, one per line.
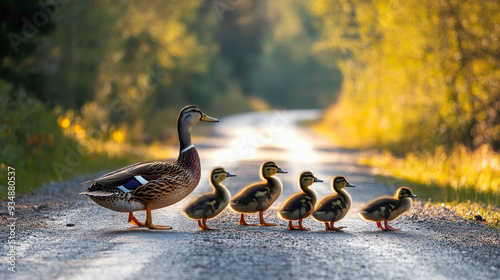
2, 109, 499, 280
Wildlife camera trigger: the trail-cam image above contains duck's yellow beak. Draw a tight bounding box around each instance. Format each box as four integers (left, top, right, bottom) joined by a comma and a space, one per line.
200, 113, 219, 122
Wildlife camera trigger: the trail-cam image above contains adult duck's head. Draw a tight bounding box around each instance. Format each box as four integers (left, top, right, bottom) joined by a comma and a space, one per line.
332, 175, 355, 193
178, 105, 218, 128
260, 161, 287, 179
298, 171, 323, 192
177, 105, 218, 152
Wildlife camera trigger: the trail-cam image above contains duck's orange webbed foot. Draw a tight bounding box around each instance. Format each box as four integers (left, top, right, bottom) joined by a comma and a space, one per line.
238, 214, 256, 226
201, 218, 216, 230
329, 221, 346, 231
128, 212, 145, 227
145, 205, 172, 230
384, 220, 399, 231
297, 219, 310, 231
259, 211, 276, 226
376, 221, 386, 231
325, 222, 332, 230
288, 221, 300, 230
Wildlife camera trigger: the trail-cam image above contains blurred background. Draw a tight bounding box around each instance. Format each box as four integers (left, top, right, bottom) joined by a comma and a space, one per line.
1, 0, 499, 210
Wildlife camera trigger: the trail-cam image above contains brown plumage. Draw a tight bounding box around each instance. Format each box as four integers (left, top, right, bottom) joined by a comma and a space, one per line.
80, 105, 218, 230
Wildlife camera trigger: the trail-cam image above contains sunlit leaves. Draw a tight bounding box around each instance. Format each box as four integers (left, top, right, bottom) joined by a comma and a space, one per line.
311, 0, 500, 151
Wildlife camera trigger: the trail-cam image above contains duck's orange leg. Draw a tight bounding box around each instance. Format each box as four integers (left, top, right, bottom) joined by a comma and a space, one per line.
202, 217, 216, 230
384, 219, 399, 231
297, 219, 310, 231
238, 214, 256, 226
325, 222, 332, 230
330, 221, 346, 231
288, 221, 299, 230
376, 221, 385, 231
198, 220, 204, 230
145, 205, 172, 230
128, 212, 145, 227
259, 211, 275, 226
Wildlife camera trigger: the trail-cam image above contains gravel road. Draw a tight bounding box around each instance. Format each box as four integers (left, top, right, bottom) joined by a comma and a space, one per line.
2, 109, 499, 280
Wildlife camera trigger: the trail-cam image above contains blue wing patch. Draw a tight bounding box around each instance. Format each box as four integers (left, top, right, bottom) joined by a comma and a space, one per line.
122, 176, 148, 191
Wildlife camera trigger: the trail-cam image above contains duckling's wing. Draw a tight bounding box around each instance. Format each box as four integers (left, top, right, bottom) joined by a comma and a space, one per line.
316, 195, 345, 212
360, 196, 398, 218
231, 185, 271, 205
280, 193, 308, 212
186, 195, 220, 212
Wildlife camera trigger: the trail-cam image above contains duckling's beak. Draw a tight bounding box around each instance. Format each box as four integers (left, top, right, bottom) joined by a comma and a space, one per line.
200, 113, 219, 122
226, 172, 236, 177
346, 182, 355, 187
409, 193, 417, 198
277, 168, 288, 174
314, 177, 323, 183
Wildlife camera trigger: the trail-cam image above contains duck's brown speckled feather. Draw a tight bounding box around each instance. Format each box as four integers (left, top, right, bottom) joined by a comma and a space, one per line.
86, 147, 201, 212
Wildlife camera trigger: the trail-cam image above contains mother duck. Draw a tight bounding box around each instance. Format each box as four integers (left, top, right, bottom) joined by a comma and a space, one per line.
80, 105, 218, 229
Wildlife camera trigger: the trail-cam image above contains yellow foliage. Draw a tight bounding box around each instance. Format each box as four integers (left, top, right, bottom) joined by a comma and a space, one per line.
360, 144, 500, 204
57, 116, 70, 128
111, 130, 126, 143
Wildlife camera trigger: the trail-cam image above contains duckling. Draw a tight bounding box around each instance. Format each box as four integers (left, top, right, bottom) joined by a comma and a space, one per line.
80, 105, 218, 230
312, 176, 355, 231
278, 171, 323, 230
184, 167, 235, 230
359, 186, 417, 231
230, 161, 287, 226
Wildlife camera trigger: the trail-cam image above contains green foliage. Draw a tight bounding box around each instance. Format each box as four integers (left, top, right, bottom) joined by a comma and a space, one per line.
1, 0, 346, 195
0, 80, 71, 195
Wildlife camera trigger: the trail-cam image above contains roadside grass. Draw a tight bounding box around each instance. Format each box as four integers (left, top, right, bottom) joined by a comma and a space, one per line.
314, 120, 500, 228
361, 146, 500, 228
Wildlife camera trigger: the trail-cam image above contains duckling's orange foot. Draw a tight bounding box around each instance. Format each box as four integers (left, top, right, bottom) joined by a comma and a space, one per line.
201, 218, 216, 230
384, 220, 399, 231
258, 211, 276, 226
297, 219, 310, 231
376, 221, 386, 231
198, 220, 205, 230
329, 222, 346, 231
128, 212, 145, 227
238, 214, 256, 226
288, 221, 300, 230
